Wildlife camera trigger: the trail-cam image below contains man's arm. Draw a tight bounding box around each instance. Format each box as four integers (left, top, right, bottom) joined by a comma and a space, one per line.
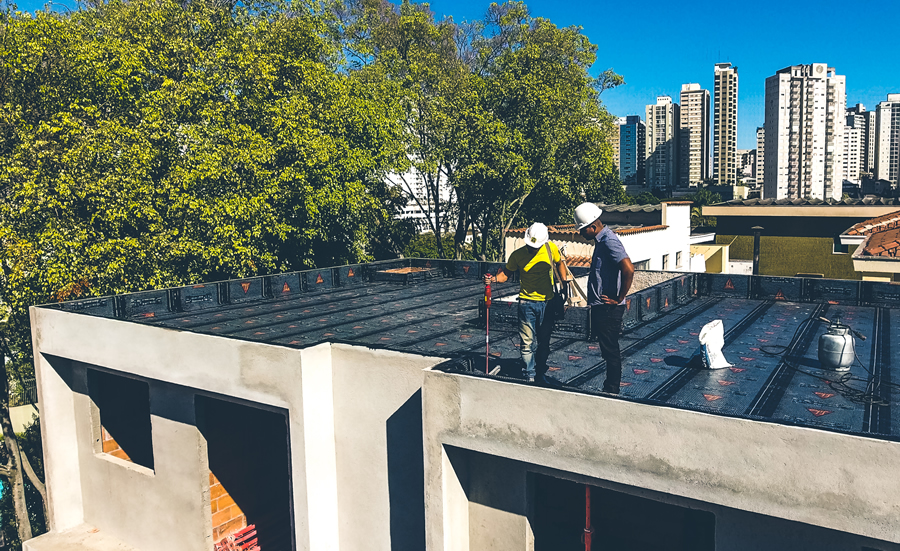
615, 258, 635, 302
557, 259, 569, 282
485, 266, 512, 283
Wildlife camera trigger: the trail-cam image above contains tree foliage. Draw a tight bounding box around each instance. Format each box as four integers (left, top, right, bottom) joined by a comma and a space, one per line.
334, 0, 623, 260
0, 0, 625, 540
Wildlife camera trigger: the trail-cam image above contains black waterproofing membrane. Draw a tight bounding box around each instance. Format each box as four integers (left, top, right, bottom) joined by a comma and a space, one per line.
46, 259, 900, 442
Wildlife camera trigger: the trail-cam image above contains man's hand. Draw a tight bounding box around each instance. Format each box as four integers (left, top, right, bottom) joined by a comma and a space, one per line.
599, 294, 620, 305
484, 273, 494, 285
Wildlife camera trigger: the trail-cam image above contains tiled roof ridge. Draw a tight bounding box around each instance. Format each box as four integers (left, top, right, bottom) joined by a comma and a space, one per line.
714, 197, 900, 207
615, 224, 668, 235
508, 224, 669, 237
845, 209, 900, 236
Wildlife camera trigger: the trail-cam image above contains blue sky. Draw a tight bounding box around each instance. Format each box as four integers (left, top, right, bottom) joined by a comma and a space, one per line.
10, 0, 898, 149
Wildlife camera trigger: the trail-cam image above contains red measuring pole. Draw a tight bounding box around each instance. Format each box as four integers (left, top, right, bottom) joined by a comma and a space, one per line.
484, 278, 492, 374
584, 485, 593, 551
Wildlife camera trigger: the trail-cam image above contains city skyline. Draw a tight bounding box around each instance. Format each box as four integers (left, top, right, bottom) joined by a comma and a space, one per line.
420, 0, 896, 150
12, 0, 898, 150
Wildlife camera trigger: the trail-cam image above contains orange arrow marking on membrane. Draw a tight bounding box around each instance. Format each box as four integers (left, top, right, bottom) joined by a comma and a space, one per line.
547, 366, 562, 372
568, 355, 582, 361
665, 348, 678, 353
650, 358, 663, 363
646, 298, 651, 308
348, 268, 355, 277
633, 369, 649, 374
282, 282, 291, 293
774, 290, 786, 300
703, 394, 723, 401
589, 345, 599, 350
718, 380, 735, 386
729, 367, 745, 373
808, 408, 832, 417
678, 340, 690, 344
740, 357, 755, 362
241, 282, 251, 293
620, 382, 632, 387
435, 343, 447, 346
626, 299, 632, 310
664, 297, 669, 307
758, 339, 769, 343
463, 266, 470, 273
814, 392, 835, 399
724, 278, 735, 290
425, 261, 432, 268
316, 274, 324, 284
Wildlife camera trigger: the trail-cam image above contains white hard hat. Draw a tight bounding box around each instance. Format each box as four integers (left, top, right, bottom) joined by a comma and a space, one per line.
574, 202, 603, 230
523, 222, 549, 248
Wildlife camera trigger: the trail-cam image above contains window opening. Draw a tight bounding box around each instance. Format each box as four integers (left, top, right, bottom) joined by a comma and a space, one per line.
89, 370, 154, 470
197, 396, 294, 551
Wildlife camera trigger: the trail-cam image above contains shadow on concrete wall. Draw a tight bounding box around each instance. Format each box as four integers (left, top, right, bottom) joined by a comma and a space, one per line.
386, 389, 426, 551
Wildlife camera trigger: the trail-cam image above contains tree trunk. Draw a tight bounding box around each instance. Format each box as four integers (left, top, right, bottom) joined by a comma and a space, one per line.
0, 354, 33, 541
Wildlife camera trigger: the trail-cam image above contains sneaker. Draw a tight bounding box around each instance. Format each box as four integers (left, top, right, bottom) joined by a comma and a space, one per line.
527, 376, 535, 383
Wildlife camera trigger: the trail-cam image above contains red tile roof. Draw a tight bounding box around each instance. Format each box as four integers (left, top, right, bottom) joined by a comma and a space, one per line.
862, 228, 900, 257
561, 255, 591, 268
845, 209, 900, 236
843, 209, 900, 257
615, 224, 668, 236
508, 224, 668, 237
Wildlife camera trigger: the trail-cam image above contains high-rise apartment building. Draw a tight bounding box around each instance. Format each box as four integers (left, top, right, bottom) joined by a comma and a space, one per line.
756, 127, 765, 188
713, 63, 739, 186
874, 94, 900, 186
618, 115, 646, 186
646, 96, 680, 191
737, 149, 756, 180
678, 83, 709, 188
842, 123, 863, 184
846, 103, 874, 177
763, 64, 846, 200
611, 117, 623, 173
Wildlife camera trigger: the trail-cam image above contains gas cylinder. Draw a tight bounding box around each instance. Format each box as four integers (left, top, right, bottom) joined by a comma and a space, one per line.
818, 319, 855, 371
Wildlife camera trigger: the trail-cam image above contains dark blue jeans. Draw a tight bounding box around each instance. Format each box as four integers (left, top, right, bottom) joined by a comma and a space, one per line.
591, 304, 626, 393
518, 299, 554, 379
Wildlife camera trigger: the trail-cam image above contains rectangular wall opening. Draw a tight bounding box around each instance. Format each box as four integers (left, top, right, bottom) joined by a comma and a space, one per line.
533, 474, 715, 551
196, 396, 294, 550
88, 370, 154, 470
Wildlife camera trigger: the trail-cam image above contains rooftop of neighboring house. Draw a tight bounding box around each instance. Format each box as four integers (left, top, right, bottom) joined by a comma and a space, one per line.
41, 260, 900, 444
844, 209, 900, 258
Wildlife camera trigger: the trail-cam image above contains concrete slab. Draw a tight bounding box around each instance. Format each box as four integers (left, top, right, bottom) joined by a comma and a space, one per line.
24, 524, 137, 551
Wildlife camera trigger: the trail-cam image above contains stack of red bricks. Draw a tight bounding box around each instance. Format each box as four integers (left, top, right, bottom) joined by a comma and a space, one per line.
214, 525, 259, 551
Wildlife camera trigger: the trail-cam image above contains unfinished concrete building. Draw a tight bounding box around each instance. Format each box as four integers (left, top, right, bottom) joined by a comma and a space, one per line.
27, 260, 900, 550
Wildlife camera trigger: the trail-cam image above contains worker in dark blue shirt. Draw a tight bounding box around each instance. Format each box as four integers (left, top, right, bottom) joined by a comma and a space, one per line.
574, 202, 635, 394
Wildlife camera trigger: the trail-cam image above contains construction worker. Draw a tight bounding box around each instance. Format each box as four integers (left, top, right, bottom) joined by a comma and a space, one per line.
574, 202, 635, 394
484, 222, 569, 383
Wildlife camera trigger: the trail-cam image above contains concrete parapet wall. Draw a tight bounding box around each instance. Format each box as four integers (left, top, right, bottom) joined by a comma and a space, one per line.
422, 370, 900, 549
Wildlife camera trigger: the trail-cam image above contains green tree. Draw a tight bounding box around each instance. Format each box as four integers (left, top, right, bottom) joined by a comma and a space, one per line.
0, 0, 408, 541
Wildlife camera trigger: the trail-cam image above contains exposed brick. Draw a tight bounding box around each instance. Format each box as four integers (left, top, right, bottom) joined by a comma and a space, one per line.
212, 504, 241, 527
210, 481, 228, 500
215, 493, 237, 511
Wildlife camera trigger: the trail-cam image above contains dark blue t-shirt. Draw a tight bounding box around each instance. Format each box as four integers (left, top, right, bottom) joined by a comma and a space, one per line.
587, 226, 630, 306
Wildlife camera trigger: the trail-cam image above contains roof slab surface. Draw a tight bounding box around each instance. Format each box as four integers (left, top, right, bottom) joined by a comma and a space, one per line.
44, 259, 900, 442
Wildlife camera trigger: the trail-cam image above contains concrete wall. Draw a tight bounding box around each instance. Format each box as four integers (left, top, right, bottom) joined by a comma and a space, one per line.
422, 370, 900, 550
30, 307, 442, 551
